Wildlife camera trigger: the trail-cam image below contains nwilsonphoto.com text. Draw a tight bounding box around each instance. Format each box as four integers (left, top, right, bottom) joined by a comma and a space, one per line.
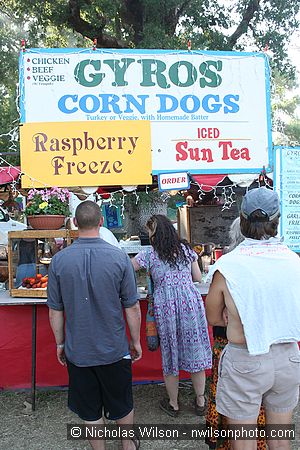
67, 424, 296, 441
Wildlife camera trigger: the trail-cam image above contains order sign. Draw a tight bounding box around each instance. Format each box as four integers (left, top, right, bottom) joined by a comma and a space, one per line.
20, 121, 152, 188
158, 172, 190, 191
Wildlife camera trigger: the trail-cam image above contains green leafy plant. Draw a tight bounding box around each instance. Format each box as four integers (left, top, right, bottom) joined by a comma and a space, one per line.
25, 187, 71, 216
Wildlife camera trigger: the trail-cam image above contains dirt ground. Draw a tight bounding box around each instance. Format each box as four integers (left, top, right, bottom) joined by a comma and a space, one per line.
0, 382, 299, 450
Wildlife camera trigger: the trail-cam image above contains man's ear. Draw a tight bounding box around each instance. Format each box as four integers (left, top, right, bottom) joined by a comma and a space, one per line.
73, 217, 78, 228
99, 216, 104, 227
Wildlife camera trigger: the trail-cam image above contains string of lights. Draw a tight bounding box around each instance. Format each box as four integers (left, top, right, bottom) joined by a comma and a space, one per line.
0, 39, 290, 219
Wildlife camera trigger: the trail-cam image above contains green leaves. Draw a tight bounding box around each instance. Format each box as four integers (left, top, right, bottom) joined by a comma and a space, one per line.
0, 0, 299, 156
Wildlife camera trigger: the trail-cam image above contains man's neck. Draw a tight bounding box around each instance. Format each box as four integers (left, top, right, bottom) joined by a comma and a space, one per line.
78, 227, 100, 238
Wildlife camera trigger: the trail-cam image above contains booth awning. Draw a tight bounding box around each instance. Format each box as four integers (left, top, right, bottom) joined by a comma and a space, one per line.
191, 173, 272, 191
191, 174, 227, 192
0, 166, 21, 185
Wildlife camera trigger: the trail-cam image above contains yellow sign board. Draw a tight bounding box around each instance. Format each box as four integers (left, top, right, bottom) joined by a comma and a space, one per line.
20, 121, 152, 188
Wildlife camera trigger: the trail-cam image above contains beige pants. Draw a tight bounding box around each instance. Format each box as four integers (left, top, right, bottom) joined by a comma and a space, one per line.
216, 342, 300, 420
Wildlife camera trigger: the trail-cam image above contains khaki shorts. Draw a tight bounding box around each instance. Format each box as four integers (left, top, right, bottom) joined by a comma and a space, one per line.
216, 342, 300, 420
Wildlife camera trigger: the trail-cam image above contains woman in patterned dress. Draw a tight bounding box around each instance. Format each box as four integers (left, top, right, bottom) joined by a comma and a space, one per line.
132, 214, 212, 417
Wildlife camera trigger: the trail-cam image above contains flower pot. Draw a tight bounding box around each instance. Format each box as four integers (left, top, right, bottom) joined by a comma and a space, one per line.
27, 215, 65, 230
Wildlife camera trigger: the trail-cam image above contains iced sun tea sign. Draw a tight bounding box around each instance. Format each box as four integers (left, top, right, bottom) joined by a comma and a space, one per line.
19, 48, 272, 186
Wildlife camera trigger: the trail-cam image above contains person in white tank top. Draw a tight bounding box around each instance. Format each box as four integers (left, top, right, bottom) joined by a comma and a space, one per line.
206, 187, 300, 450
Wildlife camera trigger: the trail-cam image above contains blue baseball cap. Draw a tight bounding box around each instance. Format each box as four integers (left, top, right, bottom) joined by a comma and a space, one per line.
241, 187, 280, 222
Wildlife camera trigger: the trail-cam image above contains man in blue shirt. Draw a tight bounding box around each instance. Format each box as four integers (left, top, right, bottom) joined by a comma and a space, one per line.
47, 200, 141, 450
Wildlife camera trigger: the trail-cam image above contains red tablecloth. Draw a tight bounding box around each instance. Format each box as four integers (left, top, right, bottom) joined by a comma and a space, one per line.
0, 300, 212, 389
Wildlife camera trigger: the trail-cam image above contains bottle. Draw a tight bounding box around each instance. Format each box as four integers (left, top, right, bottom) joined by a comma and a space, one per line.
40, 239, 52, 265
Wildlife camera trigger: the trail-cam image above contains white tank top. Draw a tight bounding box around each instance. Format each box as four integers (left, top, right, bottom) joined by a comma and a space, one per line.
208, 237, 300, 355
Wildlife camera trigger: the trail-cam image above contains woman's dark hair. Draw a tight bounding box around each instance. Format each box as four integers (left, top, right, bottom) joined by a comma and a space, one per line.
240, 210, 280, 240
146, 214, 191, 267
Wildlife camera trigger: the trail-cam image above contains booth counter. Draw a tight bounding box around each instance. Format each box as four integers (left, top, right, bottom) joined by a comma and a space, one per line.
0, 284, 211, 409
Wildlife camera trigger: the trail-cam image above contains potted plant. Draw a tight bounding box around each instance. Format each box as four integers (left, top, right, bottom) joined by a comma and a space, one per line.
25, 187, 71, 229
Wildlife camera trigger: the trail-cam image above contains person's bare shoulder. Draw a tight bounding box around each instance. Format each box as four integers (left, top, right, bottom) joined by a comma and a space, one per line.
211, 270, 226, 287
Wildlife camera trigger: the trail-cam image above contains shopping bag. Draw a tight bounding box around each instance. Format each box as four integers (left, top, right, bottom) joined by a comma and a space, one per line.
146, 274, 160, 351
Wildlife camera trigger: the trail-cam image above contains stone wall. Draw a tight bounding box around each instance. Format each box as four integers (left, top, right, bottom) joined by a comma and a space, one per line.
123, 192, 168, 237
181, 203, 240, 247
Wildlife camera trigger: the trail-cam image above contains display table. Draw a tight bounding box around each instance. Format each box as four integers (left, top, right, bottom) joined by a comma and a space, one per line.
0, 292, 47, 410
0, 284, 211, 408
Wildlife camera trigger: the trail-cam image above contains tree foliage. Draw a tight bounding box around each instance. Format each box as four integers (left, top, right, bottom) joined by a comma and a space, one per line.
1, 0, 299, 68
0, 0, 299, 157
0, 12, 20, 157
272, 70, 300, 146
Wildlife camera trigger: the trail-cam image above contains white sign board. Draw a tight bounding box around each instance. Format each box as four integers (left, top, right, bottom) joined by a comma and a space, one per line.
158, 172, 190, 191
20, 49, 272, 174
274, 146, 300, 252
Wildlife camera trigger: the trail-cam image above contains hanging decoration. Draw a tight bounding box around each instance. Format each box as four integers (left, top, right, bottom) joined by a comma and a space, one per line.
96, 187, 111, 200
190, 179, 236, 211
101, 203, 122, 228
0, 148, 265, 217
191, 174, 227, 192
80, 186, 98, 195
122, 185, 138, 192
0, 162, 21, 188
0, 143, 273, 218
120, 192, 127, 218
160, 192, 171, 202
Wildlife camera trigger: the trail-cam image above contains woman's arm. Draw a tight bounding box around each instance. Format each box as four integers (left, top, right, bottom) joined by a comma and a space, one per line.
191, 260, 202, 282
131, 257, 141, 271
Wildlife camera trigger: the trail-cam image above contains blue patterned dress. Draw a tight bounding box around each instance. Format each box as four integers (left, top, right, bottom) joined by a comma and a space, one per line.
135, 245, 212, 376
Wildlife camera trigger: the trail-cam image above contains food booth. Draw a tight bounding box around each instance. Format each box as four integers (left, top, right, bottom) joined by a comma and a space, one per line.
0, 46, 276, 408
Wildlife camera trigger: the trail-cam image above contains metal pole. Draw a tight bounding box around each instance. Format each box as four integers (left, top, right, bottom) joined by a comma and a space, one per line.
31, 304, 37, 411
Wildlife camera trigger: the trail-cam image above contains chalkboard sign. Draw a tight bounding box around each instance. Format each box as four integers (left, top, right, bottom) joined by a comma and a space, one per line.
274, 146, 300, 252
178, 204, 239, 247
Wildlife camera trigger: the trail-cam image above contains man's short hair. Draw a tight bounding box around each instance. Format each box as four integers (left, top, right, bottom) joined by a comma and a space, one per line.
75, 201, 102, 229
240, 187, 280, 239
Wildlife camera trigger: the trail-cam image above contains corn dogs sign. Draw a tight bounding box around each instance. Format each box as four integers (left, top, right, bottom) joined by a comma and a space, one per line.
19, 49, 272, 187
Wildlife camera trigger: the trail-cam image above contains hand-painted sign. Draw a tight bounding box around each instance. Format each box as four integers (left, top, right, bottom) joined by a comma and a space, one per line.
20, 121, 152, 188
158, 172, 190, 191
19, 48, 272, 176
274, 146, 300, 252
